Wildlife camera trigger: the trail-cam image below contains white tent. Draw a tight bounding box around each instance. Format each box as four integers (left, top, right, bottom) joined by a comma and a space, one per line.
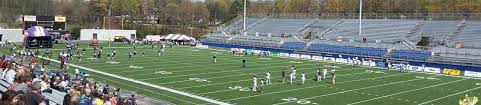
145, 35, 162, 41
161, 34, 195, 41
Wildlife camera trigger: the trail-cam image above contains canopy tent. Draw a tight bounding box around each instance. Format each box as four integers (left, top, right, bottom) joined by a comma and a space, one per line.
26, 26, 49, 37
24, 26, 53, 48
160, 34, 195, 41
144, 35, 162, 41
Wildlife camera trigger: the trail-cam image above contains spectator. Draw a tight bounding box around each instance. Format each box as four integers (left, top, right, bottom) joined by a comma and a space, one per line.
0, 90, 20, 105
40, 77, 50, 92
13, 77, 32, 93
5, 66, 16, 84
128, 95, 136, 105
103, 84, 109, 95
78, 91, 92, 105
24, 81, 46, 105
94, 95, 104, 105
63, 90, 72, 105
7, 77, 20, 90
75, 68, 80, 79
103, 96, 111, 105
109, 94, 117, 105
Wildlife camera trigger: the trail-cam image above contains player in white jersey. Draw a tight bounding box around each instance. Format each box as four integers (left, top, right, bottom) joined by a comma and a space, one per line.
331, 69, 336, 85
289, 73, 294, 84
301, 72, 306, 85
316, 68, 321, 81
259, 79, 265, 93
252, 75, 257, 92
266, 72, 271, 85
292, 69, 297, 80
323, 67, 327, 80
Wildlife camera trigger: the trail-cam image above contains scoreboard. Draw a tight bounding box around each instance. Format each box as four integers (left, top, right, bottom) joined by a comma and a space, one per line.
23, 15, 66, 39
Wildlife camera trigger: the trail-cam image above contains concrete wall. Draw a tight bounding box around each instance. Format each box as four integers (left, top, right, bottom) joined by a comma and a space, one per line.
80, 29, 136, 41
0, 29, 24, 42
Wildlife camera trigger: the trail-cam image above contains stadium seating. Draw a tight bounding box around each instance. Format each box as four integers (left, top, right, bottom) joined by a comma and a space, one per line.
324, 19, 418, 43
308, 44, 387, 56
391, 50, 432, 59
246, 19, 312, 36
454, 21, 481, 49
281, 42, 306, 50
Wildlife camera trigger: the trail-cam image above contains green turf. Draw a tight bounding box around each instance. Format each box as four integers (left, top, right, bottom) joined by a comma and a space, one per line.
1, 43, 480, 105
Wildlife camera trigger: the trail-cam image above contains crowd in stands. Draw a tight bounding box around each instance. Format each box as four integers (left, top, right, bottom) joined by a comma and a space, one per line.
0, 47, 138, 105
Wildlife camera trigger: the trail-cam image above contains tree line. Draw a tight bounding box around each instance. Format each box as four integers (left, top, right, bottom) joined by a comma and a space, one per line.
1, 0, 480, 37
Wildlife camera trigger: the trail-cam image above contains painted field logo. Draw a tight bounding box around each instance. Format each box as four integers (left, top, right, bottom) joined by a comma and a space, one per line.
289, 61, 303, 64
228, 86, 251, 92
459, 94, 478, 105
106, 61, 120, 64
259, 58, 272, 60
189, 78, 210, 82
155, 71, 172, 75
192, 50, 200, 52
129, 65, 143, 69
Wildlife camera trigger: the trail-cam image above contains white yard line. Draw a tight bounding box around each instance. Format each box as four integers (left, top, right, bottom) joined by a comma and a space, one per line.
417, 86, 481, 105
273, 77, 427, 105
39, 56, 231, 105
224, 73, 411, 101
347, 79, 467, 105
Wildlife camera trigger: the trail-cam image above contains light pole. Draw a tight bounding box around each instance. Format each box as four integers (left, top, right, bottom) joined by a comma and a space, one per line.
108, 0, 112, 47
243, 0, 247, 30
359, 0, 363, 38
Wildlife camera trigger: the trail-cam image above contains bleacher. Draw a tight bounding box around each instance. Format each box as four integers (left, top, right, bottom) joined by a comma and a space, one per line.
204, 16, 481, 66
324, 19, 418, 43
391, 50, 432, 60
281, 42, 306, 50
308, 44, 387, 56
454, 21, 481, 49
246, 19, 312, 36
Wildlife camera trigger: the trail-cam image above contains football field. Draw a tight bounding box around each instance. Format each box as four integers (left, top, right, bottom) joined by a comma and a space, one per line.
16, 43, 481, 105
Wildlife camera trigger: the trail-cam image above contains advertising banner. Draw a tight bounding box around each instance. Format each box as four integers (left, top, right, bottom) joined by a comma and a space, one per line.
377, 62, 385, 68
391, 64, 402, 69
245, 49, 253, 54
312, 56, 323, 60
300, 55, 311, 60
369, 61, 376, 67
424, 67, 441, 73
442, 69, 461, 76
280, 53, 289, 57
253, 50, 262, 54
290, 54, 300, 59
464, 71, 481, 77
410, 66, 423, 72
271, 52, 280, 56
336, 58, 347, 63
362, 61, 370, 66
324, 57, 334, 62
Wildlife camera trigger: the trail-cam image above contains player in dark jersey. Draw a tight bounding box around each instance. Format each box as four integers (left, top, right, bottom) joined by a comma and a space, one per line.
242, 58, 246, 68
212, 55, 217, 63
